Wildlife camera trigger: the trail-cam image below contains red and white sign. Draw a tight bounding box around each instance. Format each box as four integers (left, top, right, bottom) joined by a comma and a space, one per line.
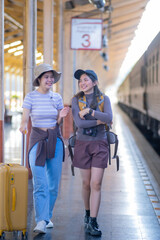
71, 18, 103, 50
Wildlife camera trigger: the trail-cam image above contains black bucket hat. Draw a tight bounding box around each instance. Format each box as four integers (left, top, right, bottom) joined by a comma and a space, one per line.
74, 69, 98, 82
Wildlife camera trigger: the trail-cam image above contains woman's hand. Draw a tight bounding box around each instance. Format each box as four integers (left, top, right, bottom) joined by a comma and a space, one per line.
79, 108, 90, 119
97, 120, 106, 125
57, 107, 70, 124
19, 108, 30, 134
19, 124, 28, 134
59, 107, 70, 118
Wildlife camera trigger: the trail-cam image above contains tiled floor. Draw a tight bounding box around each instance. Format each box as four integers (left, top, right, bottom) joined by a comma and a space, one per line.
2, 106, 160, 240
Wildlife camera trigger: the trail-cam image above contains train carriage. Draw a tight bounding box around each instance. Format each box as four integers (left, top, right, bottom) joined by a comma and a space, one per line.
118, 32, 160, 138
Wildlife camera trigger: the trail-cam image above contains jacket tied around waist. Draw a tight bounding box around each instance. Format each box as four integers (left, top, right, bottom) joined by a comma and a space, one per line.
28, 126, 65, 167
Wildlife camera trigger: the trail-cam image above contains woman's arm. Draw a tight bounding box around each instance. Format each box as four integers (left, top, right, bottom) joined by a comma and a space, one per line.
57, 107, 70, 125
91, 95, 113, 124
72, 97, 98, 128
19, 108, 30, 134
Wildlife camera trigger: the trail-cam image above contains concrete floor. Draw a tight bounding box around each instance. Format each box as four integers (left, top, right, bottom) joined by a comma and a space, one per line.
2, 106, 160, 240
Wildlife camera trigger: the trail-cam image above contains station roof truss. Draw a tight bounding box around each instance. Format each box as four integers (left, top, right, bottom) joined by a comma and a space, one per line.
4, 0, 149, 88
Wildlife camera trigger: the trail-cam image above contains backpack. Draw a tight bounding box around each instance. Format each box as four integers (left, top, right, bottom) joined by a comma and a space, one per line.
68, 95, 119, 175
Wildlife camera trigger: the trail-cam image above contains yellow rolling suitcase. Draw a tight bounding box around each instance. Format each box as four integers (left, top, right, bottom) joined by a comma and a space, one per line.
0, 135, 28, 239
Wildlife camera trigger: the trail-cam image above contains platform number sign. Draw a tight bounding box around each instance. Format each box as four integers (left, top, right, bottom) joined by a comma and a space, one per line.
71, 18, 102, 50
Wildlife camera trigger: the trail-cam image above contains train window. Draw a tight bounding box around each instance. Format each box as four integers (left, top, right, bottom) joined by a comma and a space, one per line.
129, 94, 131, 104
146, 61, 149, 85
152, 55, 155, 84
141, 66, 146, 86
156, 52, 159, 83
149, 59, 151, 85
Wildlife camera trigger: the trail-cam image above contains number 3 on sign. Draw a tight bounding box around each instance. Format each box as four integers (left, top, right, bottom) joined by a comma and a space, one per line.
82, 34, 91, 48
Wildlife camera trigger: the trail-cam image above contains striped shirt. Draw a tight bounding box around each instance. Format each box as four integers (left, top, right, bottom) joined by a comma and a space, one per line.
22, 90, 64, 128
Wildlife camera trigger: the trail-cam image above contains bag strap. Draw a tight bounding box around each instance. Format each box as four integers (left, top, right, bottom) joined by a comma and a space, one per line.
112, 137, 118, 159
78, 95, 104, 111
106, 130, 119, 171
108, 143, 111, 166
68, 138, 75, 176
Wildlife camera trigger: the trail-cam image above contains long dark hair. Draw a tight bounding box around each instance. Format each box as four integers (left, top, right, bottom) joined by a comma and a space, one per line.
75, 84, 103, 110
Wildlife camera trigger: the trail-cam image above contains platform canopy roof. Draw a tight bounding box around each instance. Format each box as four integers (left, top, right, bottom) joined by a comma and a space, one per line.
4, 0, 149, 88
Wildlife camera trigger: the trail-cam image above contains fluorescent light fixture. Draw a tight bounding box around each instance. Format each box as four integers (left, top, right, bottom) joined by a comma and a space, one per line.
89, 0, 105, 9
10, 40, 21, 47
8, 48, 17, 53
14, 50, 23, 56
36, 52, 42, 58
4, 44, 10, 49
16, 45, 23, 50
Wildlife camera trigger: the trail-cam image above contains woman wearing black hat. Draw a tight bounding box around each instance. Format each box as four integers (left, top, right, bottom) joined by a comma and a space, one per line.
19, 63, 69, 234
72, 69, 113, 236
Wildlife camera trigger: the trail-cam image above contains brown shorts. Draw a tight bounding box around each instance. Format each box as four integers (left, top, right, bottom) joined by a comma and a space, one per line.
73, 140, 109, 169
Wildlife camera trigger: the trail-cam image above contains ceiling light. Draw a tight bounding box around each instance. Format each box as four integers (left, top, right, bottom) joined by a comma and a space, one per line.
65, 1, 75, 9
103, 64, 109, 71
14, 50, 23, 56
36, 52, 42, 58
10, 40, 21, 47
36, 59, 43, 64
100, 52, 108, 61
16, 45, 23, 50
104, 5, 113, 12
102, 35, 108, 48
8, 48, 17, 53
89, 0, 105, 9
4, 44, 10, 49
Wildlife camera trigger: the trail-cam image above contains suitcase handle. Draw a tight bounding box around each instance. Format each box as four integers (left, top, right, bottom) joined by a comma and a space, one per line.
21, 132, 27, 167
12, 187, 16, 212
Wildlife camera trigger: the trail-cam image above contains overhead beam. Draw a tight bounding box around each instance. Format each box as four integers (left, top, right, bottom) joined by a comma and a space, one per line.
109, 38, 133, 48
111, 24, 138, 36
110, 9, 143, 24
4, 29, 22, 37
4, 13, 23, 29
111, 18, 141, 34
110, 34, 134, 44
112, 0, 149, 9
113, 3, 146, 19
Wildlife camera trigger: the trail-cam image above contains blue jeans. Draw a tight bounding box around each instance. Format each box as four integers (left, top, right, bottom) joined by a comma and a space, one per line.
29, 137, 63, 223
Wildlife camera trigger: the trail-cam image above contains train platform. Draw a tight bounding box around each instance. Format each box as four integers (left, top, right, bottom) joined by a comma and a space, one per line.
3, 105, 160, 240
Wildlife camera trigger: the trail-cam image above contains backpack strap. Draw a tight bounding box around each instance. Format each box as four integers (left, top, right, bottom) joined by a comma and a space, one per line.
68, 144, 75, 176
78, 95, 87, 110
97, 95, 104, 112
68, 135, 76, 176
106, 131, 119, 171
78, 95, 105, 111
108, 142, 111, 166
112, 136, 118, 159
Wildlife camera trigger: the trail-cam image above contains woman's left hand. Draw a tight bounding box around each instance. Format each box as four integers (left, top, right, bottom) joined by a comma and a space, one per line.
79, 108, 90, 119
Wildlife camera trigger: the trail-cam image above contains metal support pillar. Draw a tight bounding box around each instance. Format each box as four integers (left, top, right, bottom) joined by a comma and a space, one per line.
23, 0, 37, 176
73, 50, 76, 95
59, 0, 64, 97
43, 0, 54, 65
0, 0, 4, 163
23, 0, 37, 95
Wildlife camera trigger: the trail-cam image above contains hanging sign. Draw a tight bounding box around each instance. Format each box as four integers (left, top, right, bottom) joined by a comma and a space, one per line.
71, 18, 103, 50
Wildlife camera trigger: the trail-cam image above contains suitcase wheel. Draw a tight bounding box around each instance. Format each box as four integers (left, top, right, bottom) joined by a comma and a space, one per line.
0, 232, 5, 239
22, 230, 28, 239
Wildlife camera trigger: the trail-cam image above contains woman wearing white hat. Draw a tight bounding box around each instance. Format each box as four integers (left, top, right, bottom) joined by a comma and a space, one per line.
20, 63, 69, 234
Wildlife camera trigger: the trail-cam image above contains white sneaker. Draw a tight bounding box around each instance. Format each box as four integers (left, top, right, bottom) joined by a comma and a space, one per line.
34, 220, 46, 233
46, 220, 54, 228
